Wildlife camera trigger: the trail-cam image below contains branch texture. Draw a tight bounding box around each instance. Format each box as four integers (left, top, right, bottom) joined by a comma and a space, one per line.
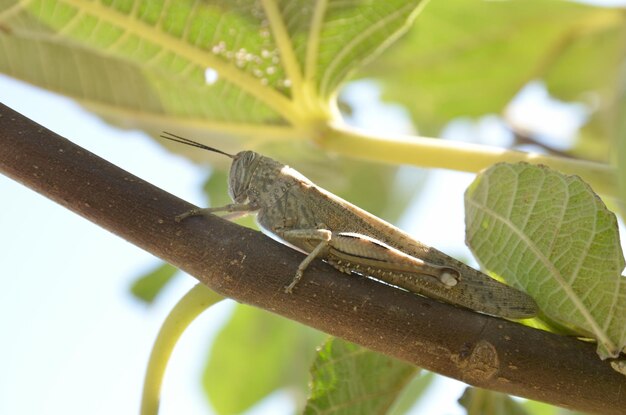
0, 103, 623, 414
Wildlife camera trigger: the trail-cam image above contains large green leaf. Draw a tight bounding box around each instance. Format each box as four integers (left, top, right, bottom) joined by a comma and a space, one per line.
362, 0, 626, 135
0, 0, 428, 236
465, 163, 626, 359
0, 0, 426, 150
203, 305, 325, 414
303, 338, 419, 415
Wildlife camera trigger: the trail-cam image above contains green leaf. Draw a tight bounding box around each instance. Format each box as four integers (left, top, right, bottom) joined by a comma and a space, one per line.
542, 9, 626, 104
465, 162, 626, 359
203, 170, 232, 208
565, 16, 626, 165
303, 338, 418, 415
0, 0, 426, 146
299, 0, 428, 100
130, 262, 179, 304
203, 304, 325, 415
361, 0, 626, 134
522, 399, 586, 415
458, 387, 529, 415
1, 0, 427, 232
387, 371, 434, 415
617, 77, 626, 220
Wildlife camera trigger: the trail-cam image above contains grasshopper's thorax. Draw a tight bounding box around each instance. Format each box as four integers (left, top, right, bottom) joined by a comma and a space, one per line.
229, 151, 297, 208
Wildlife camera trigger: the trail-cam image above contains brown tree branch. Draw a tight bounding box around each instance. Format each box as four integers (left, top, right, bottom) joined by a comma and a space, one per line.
0, 102, 623, 415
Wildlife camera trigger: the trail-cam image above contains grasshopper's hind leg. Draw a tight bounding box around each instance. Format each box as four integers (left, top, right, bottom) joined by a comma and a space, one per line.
278, 229, 462, 294
176, 203, 254, 222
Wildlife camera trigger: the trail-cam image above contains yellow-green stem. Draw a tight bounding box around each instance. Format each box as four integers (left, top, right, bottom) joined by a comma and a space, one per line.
323, 123, 617, 198
141, 284, 224, 415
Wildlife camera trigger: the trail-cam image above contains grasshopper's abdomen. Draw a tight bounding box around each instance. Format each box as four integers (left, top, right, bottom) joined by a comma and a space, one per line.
332, 257, 537, 319
325, 235, 537, 319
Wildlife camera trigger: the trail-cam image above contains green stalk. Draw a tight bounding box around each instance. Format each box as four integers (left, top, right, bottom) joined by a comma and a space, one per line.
141, 284, 224, 415
322, 122, 617, 198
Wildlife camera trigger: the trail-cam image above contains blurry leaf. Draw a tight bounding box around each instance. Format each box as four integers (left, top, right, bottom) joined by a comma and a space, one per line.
203, 304, 325, 415
523, 399, 587, 415
568, 17, 626, 164
465, 163, 626, 359
203, 170, 232, 208
0, 0, 426, 152
387, 371, 434, 415
542, 10, 626, 103
130, 262, 179, 304
361, 0, 626, 135
520, 400, 558, 415
572, 116, 613, 163
617, 73, 626, 220
458, 387, 529, 415
303, 338, 418, 415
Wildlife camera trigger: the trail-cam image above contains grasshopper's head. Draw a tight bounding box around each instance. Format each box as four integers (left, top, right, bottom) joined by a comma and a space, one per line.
158, 133, 283, 206
228, 151, 286, 206
228, 150, 262, 203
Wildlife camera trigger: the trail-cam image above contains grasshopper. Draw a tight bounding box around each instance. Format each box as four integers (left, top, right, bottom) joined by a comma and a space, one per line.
162, 132, 537, 319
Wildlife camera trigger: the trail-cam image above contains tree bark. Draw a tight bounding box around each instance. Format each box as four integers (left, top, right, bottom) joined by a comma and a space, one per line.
0, 102, 623, 415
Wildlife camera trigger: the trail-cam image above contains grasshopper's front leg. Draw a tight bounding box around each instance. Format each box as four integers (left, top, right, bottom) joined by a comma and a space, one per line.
175, 203, 256, 222
278, 229, 460, 293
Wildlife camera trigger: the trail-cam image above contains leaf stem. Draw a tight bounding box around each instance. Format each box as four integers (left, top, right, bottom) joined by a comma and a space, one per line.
261, 0, 305, 103
305, 0, 327, 84
322, 122, 617, 197
140, 284, 223, 415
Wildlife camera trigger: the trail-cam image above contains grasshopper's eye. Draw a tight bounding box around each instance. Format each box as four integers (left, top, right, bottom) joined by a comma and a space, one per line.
228, 151, 259, 202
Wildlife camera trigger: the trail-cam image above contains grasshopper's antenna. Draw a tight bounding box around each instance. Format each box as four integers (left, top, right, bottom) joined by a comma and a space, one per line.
160, 132, 235, 158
